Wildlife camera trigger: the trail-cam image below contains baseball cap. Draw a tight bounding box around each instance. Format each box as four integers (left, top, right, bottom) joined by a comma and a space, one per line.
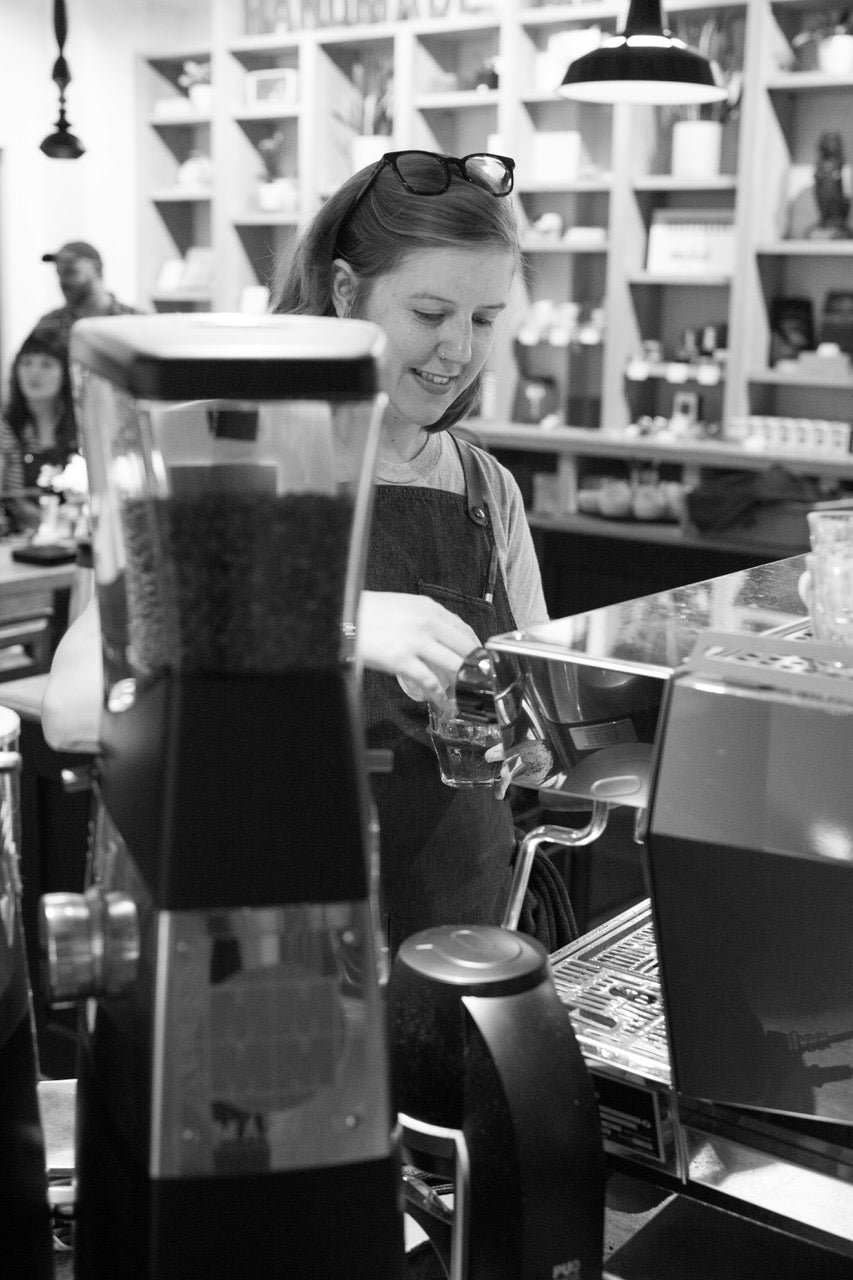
42, 240, 103, 269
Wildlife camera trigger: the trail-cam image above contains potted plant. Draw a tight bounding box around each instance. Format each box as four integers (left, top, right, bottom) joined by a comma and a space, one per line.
336, 56, 394, 172
792, 9, 853, 75
256, 129, 297, 213
178, 59, 212, 114
667, 15, 744, 179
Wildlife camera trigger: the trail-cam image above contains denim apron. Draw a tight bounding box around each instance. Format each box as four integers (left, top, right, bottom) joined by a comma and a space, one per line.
363, 435, 517, 953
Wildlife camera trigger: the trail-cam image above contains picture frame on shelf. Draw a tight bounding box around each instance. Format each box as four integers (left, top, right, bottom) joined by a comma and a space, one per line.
245, 68, 299, 107
646, 210, 736, 276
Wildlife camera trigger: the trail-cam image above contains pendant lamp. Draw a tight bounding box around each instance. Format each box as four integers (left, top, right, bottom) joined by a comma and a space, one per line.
557, 0, 728, 105
40, 0, 86, 159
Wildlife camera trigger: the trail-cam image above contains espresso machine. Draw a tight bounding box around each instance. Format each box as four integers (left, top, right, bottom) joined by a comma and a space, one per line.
459, 556, 853, 1263
0, 708, 54, 1277
39, 314, 405, 1278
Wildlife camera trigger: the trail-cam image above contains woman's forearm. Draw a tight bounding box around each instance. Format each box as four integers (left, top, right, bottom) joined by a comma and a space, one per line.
41, 597, 104, 754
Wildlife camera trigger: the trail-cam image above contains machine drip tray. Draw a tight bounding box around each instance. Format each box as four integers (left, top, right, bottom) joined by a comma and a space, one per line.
605, 1193, 853, 1279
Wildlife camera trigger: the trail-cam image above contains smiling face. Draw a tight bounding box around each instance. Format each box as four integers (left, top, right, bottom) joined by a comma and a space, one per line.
335, 245, 515, 434
16, 352, 64, 406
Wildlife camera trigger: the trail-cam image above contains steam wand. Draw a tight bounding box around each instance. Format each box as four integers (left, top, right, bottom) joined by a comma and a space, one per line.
503, 810, 609, 932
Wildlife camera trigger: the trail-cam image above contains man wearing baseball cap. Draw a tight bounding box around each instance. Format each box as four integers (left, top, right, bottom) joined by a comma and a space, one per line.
35, 240, 141, 352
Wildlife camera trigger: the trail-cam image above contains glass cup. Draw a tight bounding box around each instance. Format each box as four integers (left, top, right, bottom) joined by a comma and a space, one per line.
806, 510, 853, 645
427, 706, 503, 789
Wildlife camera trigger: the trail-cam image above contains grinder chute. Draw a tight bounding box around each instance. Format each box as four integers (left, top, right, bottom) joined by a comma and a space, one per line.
39, 313, 405, 1279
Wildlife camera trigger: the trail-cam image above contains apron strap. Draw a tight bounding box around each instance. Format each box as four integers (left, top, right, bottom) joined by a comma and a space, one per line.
450, 432, 489, 527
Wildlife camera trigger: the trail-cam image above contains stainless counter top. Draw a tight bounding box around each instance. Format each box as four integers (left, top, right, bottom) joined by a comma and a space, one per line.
495, 555, 808, 680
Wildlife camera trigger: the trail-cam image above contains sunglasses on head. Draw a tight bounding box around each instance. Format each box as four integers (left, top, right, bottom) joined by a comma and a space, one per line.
352, 149, 515, 212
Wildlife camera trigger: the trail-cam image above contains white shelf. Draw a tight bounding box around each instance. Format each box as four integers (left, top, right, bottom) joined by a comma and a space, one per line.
411, 13, 501, 35
519, 3, 622, 29
632, 175, 738, 191
233, 105, 301, 122
233, 213, 301, 226
314, 22, 400, 45
149, 110, 212, 127
629, 271, 732, 286
521, 239, 609, 254
150, 187, 213, 202
755, 241, 853, 256
151, 291, 212, 303
414, 90, 500, 110
516, 177, 612, 194
626, 363, 725, 385
229, 34, 301, 56
471, 422, 853, 480
748, 368, 853, 390
766, 71, 853, 91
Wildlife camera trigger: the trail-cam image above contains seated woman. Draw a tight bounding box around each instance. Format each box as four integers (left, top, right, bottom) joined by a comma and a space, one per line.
0, 326, 78, 532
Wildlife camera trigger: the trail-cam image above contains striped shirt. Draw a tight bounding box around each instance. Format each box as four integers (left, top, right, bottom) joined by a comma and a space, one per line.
0, 417, 25, 493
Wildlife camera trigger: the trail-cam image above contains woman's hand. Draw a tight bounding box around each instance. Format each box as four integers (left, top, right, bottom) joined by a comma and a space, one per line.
357, 591, 481, 710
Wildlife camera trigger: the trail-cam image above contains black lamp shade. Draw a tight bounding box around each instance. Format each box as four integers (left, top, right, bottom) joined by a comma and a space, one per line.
558, 0, 728, 104
40, 124, 86, 160
41, 0, 85, 160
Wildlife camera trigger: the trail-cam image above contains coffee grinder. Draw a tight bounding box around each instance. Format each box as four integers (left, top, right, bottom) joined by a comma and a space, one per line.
388, 924, 605, 1280
39, 314, 405, 1278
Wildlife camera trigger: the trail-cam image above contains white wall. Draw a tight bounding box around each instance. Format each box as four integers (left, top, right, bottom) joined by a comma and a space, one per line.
0, 0, 208, 378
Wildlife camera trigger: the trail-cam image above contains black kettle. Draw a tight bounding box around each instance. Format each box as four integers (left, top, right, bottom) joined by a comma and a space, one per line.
388, 924, 605, 1280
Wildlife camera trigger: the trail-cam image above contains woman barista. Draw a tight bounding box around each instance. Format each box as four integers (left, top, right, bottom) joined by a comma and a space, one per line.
272, 150, 550, 950
44, 152, 555, 952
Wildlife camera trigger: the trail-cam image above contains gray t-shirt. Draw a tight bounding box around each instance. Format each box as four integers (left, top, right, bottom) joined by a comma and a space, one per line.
375, 431, 549, 628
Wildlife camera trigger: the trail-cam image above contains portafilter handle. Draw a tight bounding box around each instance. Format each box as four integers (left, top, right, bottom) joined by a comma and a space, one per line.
455, 646, 531, 752
454, 646, 497, 723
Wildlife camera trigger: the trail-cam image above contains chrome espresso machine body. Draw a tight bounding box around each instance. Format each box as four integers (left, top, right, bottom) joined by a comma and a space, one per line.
464, 556, 853, 1260
40, 315, 405, 1278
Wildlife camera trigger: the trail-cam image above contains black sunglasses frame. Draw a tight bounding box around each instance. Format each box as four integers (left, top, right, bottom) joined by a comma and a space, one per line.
385, 149, 515, 196
355, 149, 516, 209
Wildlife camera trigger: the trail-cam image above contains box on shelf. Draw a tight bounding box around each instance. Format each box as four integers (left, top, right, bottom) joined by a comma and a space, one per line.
155, 247, 214, 297
531, 131, 581, 183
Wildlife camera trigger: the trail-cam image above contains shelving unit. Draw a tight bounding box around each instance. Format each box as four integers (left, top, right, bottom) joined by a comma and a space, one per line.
137, 44, 215, 311
737, 0, 853, 428
135, 0, 853, 575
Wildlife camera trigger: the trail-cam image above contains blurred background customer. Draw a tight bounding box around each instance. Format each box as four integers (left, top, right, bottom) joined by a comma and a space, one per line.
0, 326, 79, 532
35, 240, 140, 353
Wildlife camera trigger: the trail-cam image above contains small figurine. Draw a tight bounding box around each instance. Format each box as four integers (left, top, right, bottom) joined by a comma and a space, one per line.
808, 131, 853, 239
